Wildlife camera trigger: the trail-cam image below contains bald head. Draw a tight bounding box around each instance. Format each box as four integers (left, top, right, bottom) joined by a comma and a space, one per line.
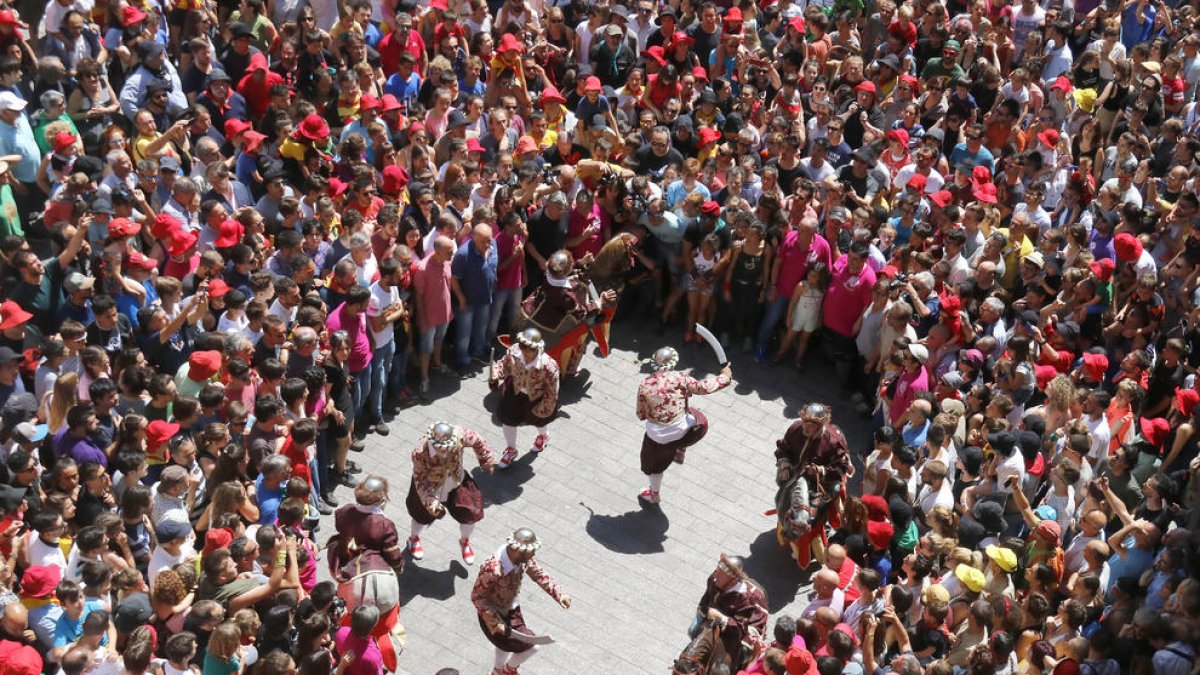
1082, 510, 1108, 535
814, 606, 839, 628
472, 223, 494, 255
825, 544, 847, 571
1084, 540, 1111, 566
813, 569, 839, 597
434, 236, 455, 257
1, 602, 27, 635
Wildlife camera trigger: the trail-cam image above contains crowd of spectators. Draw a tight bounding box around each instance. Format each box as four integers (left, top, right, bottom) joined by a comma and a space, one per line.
0, 0, 1196, 672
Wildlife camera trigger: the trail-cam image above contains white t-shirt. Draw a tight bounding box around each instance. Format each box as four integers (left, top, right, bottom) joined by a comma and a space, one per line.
28, 535, 68, 575
366, 280, 400, 347
148, 545, 189, 587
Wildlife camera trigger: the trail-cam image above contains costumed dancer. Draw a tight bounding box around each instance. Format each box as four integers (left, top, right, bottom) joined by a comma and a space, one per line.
518, 250, 615, 376
686, 553, 770, 668
636, 341, 732, 504
405, 421, 495, 565
773, 403, 854, 568
490, 328, 561, 470
326, 475, 407, 671
472, 528, 572, 675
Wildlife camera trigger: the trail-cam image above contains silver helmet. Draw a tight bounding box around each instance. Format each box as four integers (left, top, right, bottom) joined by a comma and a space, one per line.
651, 346, 679, 371
546, 250, 573, 280
355, 475, 389, 506
506, 527, 541, 553
427, 422, 457, 449
516, 328, 545, 351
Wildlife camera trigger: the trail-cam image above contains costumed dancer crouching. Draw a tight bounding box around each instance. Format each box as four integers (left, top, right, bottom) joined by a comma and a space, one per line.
518, 250, 615, 377
405, 421, 495, 565
472, 528, 572, 675
490, 328, 560, 469
636, 345, 732, 504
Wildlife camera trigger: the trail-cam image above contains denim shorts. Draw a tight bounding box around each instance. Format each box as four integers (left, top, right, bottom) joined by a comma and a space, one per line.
418, 322, 449, 354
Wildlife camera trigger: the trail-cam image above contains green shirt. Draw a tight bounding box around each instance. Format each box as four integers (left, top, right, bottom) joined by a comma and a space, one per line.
0, 184, 21, 238
32, 112, 81, 155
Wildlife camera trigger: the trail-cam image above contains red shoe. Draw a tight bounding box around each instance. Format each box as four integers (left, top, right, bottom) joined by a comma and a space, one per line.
638, 488, 661, 504
406, 536, 424, 560
460, 538, 475, 565
532, 434, 549, 453
498, 447, 519, 469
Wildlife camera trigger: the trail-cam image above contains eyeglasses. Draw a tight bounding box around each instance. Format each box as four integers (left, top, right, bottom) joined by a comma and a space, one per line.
419, 199, 434, 206
650, 141, 667, 148
397, 24, 412, 30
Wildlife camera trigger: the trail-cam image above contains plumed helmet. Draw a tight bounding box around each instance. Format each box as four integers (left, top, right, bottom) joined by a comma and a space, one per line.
506, 527, 541, 553
516, 328, 545, 351
802, 402, 831, 421
719, 553, 747, 579
355, 475, 389, 505
546, 250, 573, 279
652, 346, 679, 371
427, 422, 457, 449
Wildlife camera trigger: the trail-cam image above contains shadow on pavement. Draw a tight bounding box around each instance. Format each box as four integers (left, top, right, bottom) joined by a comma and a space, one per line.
474, 452, 538, 506
581, 501, 669, 554
743, 528, 808, 613
558, 369, 593, 406
398, 560, 470, 605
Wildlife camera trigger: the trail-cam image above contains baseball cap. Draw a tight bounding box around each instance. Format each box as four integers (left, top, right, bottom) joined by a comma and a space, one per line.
0, 91, 25, 111
63, 272, 95, 294
11, 422, 47, 444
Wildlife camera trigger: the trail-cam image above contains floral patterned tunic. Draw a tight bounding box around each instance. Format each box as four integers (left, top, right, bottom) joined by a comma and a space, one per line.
636, 370, 732, 425
410, 428, 495, 514
493, 344, 560, 418
471, 548, 565, 625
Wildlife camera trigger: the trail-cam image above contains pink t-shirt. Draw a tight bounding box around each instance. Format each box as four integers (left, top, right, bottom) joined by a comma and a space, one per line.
495, 230, 524, 290
822, 254, 877, 337
889, 366, 930, 424
567, 204, 605, 259
412, 252, 453, 330
325, 304, 372, 373
334, 627, 384, 675
775, 230, 832, 297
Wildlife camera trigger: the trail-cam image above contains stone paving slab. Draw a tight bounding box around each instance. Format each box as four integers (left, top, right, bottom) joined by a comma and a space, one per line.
318, 323, 870, 675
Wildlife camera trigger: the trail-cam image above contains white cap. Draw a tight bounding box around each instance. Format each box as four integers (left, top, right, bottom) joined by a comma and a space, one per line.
0, 92, 26, 112
908, 344, 929, 364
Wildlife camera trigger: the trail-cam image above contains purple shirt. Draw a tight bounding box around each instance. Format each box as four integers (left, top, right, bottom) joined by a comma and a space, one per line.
775, 230, 832, 297
52, 429, 108, 467
325, 303, 373, 374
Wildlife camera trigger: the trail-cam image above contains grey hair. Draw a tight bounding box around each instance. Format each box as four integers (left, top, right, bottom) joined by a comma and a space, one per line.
546, 191, 569, 207
349, 231, 372, 249
260, 454, 290, 478
174, 177, 198, 194
983, 297, 1005, 314
912, 271, 935, 288
40, 89, 65, 109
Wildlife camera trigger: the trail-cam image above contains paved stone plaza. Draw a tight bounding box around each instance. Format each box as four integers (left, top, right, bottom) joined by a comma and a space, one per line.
321, 324, 870, 674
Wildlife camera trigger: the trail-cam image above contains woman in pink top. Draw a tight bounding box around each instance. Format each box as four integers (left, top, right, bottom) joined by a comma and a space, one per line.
565, 189, 607, 259
411, 237, 456, 396
888, 343, 931, 425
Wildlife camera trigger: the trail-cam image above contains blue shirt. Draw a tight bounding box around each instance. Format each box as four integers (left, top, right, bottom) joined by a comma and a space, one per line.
451, 240, 499, 307
255, 474, 284, 525
1104, 536, 1154, 594
0, 115, 42, 182
1121, 4, 1156, 50
948, 143, 995, 174
384, 72, 421, 109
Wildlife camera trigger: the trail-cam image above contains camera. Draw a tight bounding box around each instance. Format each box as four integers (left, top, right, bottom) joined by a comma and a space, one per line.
889, 272, 909, 290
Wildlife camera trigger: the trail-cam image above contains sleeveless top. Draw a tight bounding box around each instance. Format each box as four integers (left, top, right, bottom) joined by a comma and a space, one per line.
731, 246, 765, 287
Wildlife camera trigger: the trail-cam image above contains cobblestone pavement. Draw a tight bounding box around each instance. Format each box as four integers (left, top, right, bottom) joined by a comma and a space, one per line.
320, 323, 870, 675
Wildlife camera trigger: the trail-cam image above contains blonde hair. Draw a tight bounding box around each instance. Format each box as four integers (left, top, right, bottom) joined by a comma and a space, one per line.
1046, 374, 1074, 414
209, 482, 247, 521
47, 371, 80, 434
207, 622, 241, 662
